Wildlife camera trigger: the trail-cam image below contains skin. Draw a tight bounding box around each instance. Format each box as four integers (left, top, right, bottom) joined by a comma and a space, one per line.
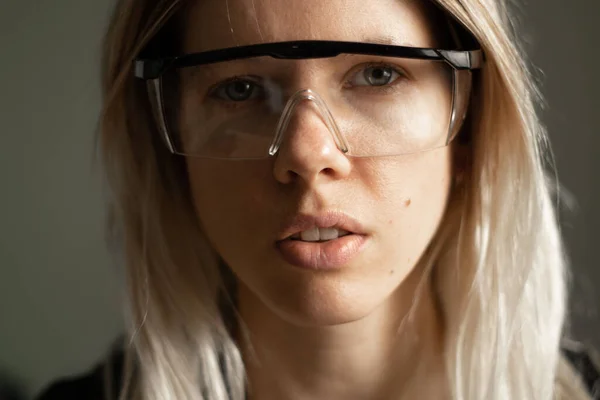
182, 0, 453, 398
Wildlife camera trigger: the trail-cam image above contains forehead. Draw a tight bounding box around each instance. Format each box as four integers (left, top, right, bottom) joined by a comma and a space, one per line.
181, 0, 440, 52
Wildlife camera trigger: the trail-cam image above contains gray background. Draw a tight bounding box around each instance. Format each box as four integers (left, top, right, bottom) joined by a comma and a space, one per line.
0, 0, 598, 398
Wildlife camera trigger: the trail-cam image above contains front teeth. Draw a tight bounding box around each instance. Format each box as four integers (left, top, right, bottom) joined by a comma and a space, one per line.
291, 227, 350, 242
300, 227, 320, 241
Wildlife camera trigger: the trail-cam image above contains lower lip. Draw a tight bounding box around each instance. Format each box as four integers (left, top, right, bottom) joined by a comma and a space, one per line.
276, 234, 367, 270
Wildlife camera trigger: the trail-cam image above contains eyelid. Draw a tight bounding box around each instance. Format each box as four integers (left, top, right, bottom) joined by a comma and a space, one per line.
208, 75, 261, 93
209, 76, 265, 101
204, 61, 411, 101
344, 62, 409, 88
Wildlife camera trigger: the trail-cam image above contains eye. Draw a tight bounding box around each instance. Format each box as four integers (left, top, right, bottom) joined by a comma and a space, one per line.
212, 79, 262, 102
350, 65, 402, 87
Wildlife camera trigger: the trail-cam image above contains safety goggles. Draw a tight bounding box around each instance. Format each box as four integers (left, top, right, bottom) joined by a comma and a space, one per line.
135, 37, 483, 159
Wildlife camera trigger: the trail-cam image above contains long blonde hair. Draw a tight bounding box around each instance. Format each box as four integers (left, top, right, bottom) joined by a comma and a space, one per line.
99, 0, 590, 398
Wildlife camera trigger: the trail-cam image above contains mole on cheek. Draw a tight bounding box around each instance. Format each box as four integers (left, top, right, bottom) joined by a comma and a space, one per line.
404, 198, 412, 207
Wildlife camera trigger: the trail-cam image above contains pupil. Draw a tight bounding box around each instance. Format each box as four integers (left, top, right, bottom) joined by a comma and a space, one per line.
227, 81, 253, 101
367, 67, 392, 86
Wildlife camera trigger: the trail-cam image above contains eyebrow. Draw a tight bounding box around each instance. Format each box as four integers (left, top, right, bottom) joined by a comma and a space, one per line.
359, 35, 418, 48
182, 38, 426, 80
181, 55, 275, 82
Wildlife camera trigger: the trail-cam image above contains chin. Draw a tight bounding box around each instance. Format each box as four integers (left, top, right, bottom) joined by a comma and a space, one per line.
250, 273, 397, 328
270, 300, 375, 328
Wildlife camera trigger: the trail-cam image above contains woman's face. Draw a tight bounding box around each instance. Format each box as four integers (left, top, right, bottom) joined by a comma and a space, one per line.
182, 0, 453, 326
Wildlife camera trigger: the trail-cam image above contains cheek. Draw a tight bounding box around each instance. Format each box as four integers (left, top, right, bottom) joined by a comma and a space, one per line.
363, 149, 452, 268
185, 160, 274, 265
186, 160, 249, 244
187, 159, 269, 210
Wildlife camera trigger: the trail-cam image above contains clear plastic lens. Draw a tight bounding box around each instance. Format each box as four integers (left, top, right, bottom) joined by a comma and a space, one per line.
151, 55, 472, 159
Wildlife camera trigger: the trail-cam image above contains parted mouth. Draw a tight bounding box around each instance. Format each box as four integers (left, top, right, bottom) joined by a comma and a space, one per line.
276, 210, 367, 242
286, 227, 352, 242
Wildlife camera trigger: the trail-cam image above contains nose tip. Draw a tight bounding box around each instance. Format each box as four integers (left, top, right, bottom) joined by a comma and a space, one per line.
272, 92, 351, 185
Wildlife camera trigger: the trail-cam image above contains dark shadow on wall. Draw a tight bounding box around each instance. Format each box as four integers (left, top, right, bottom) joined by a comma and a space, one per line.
0, 370, 24, 400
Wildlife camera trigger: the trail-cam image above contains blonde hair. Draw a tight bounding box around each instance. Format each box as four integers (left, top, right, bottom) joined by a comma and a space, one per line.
99, 0, 591, 399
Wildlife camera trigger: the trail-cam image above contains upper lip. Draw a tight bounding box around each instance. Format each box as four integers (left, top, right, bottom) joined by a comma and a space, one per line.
276, 210, 367, 241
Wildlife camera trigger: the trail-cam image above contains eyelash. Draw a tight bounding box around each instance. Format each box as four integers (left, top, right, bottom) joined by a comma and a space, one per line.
344, 62, 408, 93
206, 62, 408, 106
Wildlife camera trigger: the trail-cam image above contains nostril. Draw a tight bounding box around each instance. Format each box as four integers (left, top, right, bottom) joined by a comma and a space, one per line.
322, 167, 335, 176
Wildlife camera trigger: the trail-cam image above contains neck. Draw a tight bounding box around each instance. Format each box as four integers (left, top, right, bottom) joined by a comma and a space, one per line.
237, 264, 447, 400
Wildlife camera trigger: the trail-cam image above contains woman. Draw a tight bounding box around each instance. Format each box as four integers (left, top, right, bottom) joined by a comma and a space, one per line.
37, 0, 599, 399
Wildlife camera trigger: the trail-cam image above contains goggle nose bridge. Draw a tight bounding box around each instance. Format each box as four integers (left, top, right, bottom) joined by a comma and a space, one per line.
268, 89, 350, 156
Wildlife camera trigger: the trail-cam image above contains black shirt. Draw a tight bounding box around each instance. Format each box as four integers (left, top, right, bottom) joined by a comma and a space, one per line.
36, 342, 600, 399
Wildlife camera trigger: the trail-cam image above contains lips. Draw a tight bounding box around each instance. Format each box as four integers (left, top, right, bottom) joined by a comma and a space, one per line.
275, 210, 369, 269
276, 210, 367, 241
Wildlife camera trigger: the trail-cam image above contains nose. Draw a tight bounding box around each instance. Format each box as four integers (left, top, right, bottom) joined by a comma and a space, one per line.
272, 95, 351, 185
